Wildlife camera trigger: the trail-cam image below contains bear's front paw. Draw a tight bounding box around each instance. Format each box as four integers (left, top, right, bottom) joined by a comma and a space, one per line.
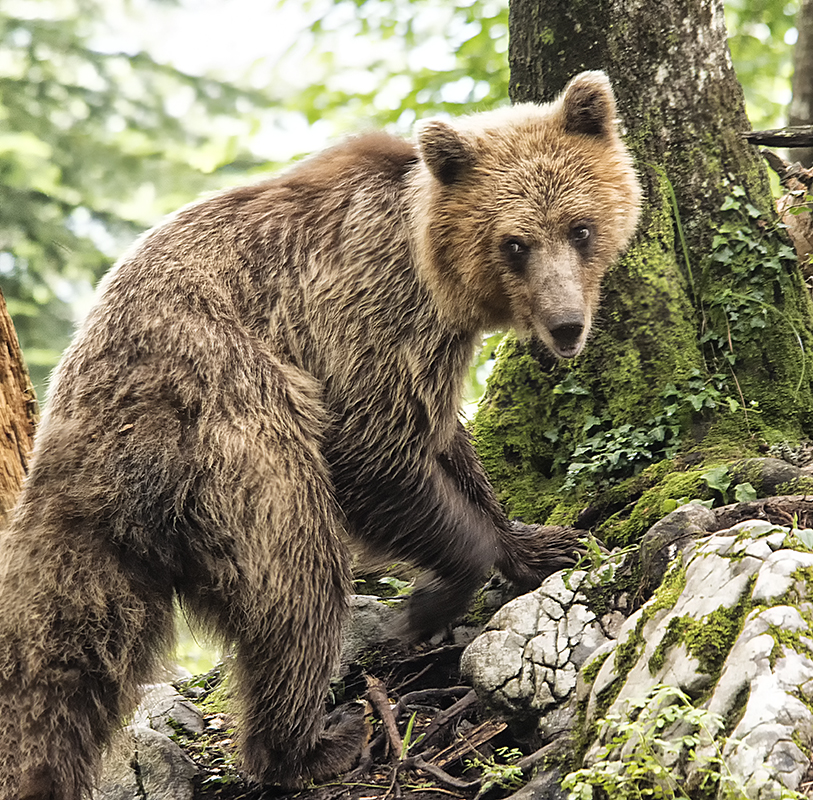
498, 522, 590, 590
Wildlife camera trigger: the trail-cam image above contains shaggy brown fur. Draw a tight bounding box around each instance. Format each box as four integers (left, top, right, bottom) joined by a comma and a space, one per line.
0, 71, 640, 799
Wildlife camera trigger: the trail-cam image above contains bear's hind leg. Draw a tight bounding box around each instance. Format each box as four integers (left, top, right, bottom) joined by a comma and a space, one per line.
0, 522, 176, 800
179, 371, 363, 787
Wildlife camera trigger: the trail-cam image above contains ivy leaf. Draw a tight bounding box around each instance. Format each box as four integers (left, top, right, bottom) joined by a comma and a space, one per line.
733, 482, 757, 502
702, 465, 732, 499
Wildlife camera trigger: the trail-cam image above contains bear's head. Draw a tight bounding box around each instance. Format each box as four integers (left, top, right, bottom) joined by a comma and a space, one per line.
410, 71, 641, 358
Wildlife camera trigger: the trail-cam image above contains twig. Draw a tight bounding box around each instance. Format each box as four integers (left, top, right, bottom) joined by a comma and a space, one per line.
382, 764, 401, 800
366, 674, 402, 761
394, 686, 472, 718
432, 720, 508, 768
414, 689, 479, 752
401, 754, 480, 793
393, 663, 435, 694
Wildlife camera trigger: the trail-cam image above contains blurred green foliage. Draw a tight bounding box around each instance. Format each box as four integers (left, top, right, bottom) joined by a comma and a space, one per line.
284, 0, 510, 132
0, 0, 268, 392
725, 0, 799, 129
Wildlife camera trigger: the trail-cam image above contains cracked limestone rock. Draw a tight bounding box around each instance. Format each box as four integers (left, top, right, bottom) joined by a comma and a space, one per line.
464, 514, 813, 798
461, 569, 617, 724
581, 519, 813, 800
96, 685, 201, 799
133, 683, 205, 737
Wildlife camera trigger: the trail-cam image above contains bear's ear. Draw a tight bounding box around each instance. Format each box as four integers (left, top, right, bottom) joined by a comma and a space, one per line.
561, 71, 617, 138
418, 120, 476, 184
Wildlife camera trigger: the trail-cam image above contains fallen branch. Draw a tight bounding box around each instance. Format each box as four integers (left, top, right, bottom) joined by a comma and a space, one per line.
365, 674, 402, 761
742, 126, 813, 148
401, 754, 480, 793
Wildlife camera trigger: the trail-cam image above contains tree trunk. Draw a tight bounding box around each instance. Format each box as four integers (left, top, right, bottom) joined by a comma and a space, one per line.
0, 288, 37, 520
790, 0, 813, 166
474, 0, 813, 545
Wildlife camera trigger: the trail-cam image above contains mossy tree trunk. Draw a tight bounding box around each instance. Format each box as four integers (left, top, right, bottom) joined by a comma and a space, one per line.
474, 0, 813, 545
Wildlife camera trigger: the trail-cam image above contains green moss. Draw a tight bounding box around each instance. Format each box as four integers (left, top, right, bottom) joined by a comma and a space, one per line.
650, 561, 687, 614
578, 558, 641, 619
766, 623, 808, 668
195, 674, 233, 716
644, 579, 751, 680
598, 467, 708, 548
777, 476, 813, 495
684, 593, 751, 679
462, 587, 494, 627
581, 650, 612, 687
648, 615, 691, 674
613, 614, 645, 683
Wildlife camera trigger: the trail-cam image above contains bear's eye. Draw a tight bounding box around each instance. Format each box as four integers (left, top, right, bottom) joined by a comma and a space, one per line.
501, 237, 530, 273
570, 223, 593, 249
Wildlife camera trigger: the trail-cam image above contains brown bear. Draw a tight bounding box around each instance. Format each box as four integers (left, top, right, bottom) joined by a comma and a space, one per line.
0, 70, 640, 799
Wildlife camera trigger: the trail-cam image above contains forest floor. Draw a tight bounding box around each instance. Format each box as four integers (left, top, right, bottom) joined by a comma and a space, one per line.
168, 496, 813, 800
174, 641, 554, 800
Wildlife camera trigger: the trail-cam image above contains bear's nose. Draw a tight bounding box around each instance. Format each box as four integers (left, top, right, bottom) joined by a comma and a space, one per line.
549, 312, 585, 357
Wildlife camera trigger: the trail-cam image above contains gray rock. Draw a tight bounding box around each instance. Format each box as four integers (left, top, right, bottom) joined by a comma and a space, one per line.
134, 684, 204, 737
339, 594, 402, 673
466, 513, 813, 798
463, 565, 627, 728
585, 518, 813, 798
640, 502, 717, 591
97, 726, 198, 800
502, 767, 568, 800
729, 457, 805, 496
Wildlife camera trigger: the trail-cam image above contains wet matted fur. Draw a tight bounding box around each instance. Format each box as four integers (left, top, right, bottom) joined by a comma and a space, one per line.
0, 71, 640, 799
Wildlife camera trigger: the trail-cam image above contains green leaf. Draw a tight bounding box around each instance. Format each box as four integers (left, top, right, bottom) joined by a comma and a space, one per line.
733, 482, 757, 502
702, 466, 732, 498
792, 529, 813, 550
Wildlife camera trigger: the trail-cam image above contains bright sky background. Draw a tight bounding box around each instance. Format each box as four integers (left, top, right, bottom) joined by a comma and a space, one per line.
99, 0, 337, 157
104, 0, 307, 77
98, 0, 483, 158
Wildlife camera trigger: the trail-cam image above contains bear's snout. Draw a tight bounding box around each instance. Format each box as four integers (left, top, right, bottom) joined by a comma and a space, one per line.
548, 310, 586, 358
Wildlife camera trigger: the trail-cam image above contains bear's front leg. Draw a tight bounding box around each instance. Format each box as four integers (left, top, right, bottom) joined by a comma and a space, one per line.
439, 422, 584, 591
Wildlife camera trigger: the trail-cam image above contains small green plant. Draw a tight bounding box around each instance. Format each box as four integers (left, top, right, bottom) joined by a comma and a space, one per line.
465, 746, 525, 794
707, 182, 804, 396
565, 534, 636, 587
560, 371, 745, 492
788, 526, 813, 551
400, 711, 425, 760
561, 684, 806, 800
